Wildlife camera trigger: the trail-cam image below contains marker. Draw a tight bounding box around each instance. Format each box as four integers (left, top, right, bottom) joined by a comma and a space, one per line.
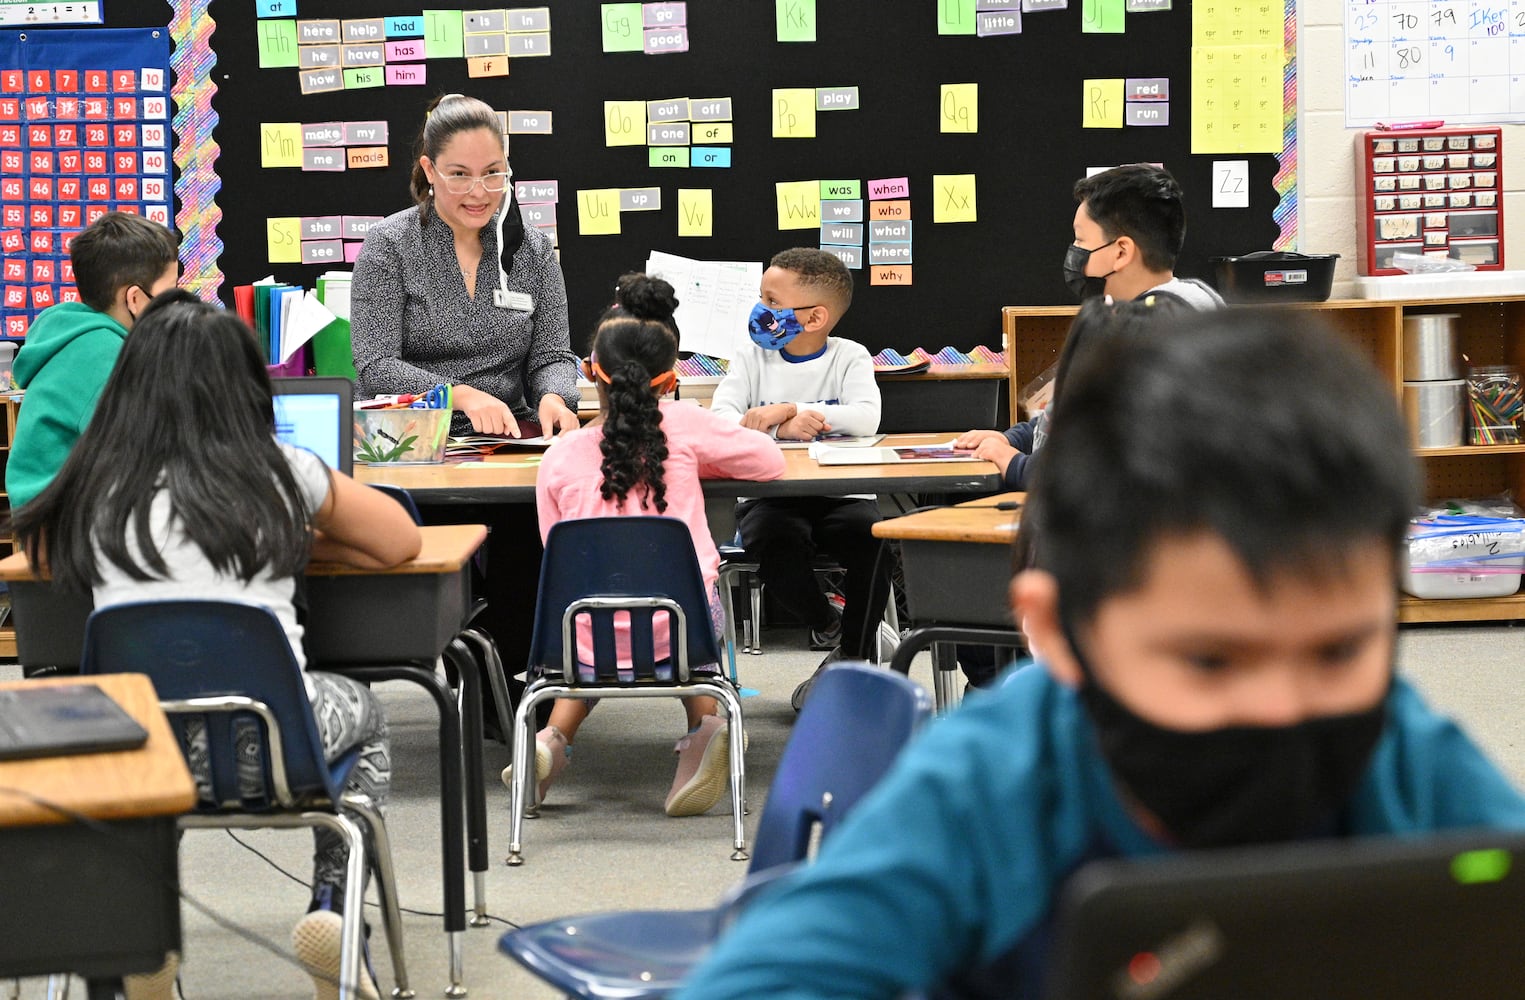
1375, 120, 1445, 131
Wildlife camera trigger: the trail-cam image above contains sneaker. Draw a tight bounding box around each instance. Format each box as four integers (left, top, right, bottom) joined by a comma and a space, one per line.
809, 597, 845, 651
499, 725, 571, 804
124, 952, 180, 1000
292, 910, 379, 1000
665, 714, 731, 817
791, 647, 844, 712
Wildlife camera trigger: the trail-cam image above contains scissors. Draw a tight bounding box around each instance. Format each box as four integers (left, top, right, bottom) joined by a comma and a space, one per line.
408, 383, 453, 409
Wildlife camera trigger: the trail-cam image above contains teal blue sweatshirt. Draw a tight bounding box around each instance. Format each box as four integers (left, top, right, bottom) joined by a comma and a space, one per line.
6, 302, 128, 509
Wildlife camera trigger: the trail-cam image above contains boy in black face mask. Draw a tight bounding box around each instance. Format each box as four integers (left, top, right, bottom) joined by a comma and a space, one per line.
680, 309, 1525, 1000
1064, 163, 1223, 308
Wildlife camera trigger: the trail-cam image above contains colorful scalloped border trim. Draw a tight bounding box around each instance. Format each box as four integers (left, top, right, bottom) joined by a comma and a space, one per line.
1271, 0, 1298, 251
169, 0, 223, 300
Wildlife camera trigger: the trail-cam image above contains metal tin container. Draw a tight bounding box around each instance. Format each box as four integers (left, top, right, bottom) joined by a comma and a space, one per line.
1402, 313, 1461, 381
1402, 379, 1465, 448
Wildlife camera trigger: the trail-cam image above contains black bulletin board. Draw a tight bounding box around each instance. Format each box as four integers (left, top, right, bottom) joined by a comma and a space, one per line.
163, 1, 1281, 354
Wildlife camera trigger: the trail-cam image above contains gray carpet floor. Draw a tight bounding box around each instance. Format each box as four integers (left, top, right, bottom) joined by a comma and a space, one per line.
7, 620, 1525, 999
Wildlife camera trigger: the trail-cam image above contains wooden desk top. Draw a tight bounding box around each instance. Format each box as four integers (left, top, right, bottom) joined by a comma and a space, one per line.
356, 455, 541, 495
0, 673, 196, 828
308, 523, 486, 576
0, 524, 487, 583
357, 433, 1001, 503
873, 492, 1024, 544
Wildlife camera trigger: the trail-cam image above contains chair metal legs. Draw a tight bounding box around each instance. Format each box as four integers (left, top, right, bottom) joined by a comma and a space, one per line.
886, 625, 1026, 713
717, 562, 755, 684
344, 796, 413, 999
179, 811, 373, 1000
334, 663, 466, 997
505, 678, 749, 867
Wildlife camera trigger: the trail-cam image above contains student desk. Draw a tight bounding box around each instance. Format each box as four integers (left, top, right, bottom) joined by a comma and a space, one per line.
0, 672, 197, 995
354, 433, 1003, 504
0, 524, 488, 997
873, 493, 1027, 711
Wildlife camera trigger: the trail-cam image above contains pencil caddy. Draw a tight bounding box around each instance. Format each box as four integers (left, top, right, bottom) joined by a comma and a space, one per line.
354, 407, 450, 465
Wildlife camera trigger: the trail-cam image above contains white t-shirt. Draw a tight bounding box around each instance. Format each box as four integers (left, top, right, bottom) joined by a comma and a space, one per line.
92, 443, 331, 672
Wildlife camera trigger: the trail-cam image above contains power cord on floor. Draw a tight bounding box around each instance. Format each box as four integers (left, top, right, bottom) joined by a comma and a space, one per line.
226, 830, 523, 929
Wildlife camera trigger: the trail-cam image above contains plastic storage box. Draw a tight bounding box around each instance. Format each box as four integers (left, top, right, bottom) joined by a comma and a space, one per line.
1402, 515, 1525, 599
1209, 251, 1338, 303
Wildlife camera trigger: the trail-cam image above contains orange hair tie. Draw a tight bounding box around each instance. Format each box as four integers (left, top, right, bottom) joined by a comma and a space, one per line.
590, 355, 677, 396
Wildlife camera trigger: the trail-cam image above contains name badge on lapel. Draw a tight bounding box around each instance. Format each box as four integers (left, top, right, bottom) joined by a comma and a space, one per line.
495, 290, 535, 312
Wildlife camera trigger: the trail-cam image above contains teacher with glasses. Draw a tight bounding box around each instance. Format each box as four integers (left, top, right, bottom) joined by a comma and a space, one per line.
352, 92, 580, 438
351, 92, 580, 733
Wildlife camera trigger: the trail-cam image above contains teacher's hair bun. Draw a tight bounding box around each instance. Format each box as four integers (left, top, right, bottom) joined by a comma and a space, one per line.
614, 273, 679, 323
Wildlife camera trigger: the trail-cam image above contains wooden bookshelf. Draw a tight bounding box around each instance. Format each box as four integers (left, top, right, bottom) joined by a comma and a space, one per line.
1002, 296, 1525, 625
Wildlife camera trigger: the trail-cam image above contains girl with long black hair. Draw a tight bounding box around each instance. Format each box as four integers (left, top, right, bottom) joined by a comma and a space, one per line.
13, 289, 421, 1000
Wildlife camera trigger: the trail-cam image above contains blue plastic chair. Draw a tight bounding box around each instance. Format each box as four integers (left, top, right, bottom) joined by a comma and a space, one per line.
497, 661, 932, 997
505, 516, 749, 866
79, 599, 410, 1000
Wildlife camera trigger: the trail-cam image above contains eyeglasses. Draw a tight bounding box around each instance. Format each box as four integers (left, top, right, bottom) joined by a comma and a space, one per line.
440, 172, 512, 195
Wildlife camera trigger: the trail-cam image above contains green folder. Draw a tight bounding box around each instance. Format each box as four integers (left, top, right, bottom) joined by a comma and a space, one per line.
314, 274, 357, 381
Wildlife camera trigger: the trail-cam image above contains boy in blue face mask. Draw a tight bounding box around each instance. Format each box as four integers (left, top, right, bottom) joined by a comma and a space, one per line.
711, 248, 890, 709
680, 309, 1525, 1000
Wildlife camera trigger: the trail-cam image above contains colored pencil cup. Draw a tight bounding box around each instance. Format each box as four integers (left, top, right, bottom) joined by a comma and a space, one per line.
1465, 365, 1524, 446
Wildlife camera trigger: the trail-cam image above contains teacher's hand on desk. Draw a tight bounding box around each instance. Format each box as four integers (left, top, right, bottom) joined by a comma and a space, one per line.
455, 384, 519, 436
538, 393, 581, 437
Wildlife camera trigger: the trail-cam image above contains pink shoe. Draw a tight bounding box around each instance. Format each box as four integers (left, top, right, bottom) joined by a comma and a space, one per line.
665, 715, 730, 817
500, 725, 571, 804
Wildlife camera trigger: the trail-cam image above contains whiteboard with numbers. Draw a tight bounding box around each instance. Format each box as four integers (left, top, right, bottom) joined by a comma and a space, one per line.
1346, 0, 1525, 126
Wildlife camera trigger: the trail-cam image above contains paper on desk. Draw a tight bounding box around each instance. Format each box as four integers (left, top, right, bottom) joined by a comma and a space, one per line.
279, 289, 338, 363
646, 249, 762, 360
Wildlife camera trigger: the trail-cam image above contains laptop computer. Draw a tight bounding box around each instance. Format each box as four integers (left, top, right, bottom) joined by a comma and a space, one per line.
1045, 832, 1525, 1000
0, 683, 149, 761
272, 376, 354, 476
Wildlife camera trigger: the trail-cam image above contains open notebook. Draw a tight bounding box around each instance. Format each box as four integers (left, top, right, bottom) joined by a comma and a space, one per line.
812, 441, 979, 465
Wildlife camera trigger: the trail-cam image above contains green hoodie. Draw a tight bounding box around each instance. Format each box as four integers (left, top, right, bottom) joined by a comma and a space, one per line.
6, 302, 129, 509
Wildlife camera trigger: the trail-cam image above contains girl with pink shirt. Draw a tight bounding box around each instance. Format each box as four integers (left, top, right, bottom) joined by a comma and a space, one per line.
509, 274, 784, 816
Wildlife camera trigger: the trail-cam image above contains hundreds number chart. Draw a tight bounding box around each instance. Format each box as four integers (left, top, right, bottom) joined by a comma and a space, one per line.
1346, 0, 1525, 126
0, 28, 170, 339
